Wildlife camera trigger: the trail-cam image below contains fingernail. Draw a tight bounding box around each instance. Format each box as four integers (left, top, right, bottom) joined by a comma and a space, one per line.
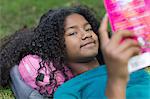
137, 37, 145, 46
103, 13, 108, 19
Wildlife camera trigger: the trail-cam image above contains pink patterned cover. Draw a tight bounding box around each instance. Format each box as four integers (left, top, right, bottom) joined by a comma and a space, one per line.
104, 0, 150, 52
18, 55, 73, 95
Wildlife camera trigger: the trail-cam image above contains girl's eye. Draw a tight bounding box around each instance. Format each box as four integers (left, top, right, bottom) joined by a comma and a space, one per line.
85, 28, 93, 32
68, 32, 77, 36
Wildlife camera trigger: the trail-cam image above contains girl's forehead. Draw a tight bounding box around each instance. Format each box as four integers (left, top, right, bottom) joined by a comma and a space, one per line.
64, 13, 88, 26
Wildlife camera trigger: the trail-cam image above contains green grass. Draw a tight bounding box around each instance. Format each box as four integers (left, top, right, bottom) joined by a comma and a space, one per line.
0, 86, 15, 99
0, 0, 105, 98
0, 0, 105, 38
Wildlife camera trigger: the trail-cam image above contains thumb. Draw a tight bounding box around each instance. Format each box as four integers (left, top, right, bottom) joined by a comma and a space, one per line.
99, 14, 110, 47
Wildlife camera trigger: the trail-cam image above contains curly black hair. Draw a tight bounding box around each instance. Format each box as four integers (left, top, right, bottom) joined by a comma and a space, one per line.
0, 28, 34, 86
0, 5, 104, 98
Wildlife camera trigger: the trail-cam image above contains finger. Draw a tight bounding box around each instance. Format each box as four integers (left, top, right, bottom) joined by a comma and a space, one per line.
116, 39, 141, 53
99, 14, 110, 47
110, 30, 135, 48
122, 47, 141, 60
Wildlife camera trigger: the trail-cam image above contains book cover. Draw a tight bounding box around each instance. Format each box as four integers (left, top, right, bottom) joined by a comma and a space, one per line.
104, 0, 150, 73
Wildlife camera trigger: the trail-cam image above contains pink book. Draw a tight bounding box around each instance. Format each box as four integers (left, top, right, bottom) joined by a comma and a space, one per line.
104, 0, 150, 73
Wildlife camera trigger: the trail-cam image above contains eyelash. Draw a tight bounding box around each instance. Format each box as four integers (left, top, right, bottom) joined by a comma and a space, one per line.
68, 27, 93, 36
68, 32, 77, 36
85, 28, 93, 32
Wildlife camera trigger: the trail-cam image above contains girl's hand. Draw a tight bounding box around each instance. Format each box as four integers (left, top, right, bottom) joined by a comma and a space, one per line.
99, 14, 141, 98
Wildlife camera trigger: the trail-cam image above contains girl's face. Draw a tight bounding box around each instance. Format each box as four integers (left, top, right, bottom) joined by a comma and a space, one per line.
64, 13, 99, 63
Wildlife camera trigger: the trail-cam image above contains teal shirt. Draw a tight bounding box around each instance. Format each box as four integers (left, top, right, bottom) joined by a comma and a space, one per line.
54, 65, 150, 99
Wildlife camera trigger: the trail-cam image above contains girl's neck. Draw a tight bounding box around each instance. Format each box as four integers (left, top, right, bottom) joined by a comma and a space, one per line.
68, 58, 99, 76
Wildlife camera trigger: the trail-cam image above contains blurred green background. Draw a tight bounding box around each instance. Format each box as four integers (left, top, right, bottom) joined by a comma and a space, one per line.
0, 0, 105, 98
0, 0, 105, 39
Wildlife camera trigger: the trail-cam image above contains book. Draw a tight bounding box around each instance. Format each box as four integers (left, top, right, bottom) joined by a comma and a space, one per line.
104, 0, 150, 73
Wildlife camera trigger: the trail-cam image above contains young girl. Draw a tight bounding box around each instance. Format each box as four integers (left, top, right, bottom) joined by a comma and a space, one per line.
1, 6, 150, 99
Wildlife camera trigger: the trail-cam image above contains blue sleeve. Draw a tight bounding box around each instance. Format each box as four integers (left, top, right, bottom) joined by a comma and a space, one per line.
126, 69, 150, 99
54, 94, 77, 99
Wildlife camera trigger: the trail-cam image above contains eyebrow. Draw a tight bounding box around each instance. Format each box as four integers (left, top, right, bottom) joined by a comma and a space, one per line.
65, 22, 90, 31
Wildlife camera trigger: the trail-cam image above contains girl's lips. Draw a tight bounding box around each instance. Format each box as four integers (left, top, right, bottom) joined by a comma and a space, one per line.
80, 41, 95, 48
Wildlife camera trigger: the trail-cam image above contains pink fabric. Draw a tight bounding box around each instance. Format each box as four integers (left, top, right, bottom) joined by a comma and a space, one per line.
18, 55, 73, 92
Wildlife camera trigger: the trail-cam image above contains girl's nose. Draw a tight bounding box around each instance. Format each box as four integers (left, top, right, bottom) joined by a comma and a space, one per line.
80, 30, 92, 40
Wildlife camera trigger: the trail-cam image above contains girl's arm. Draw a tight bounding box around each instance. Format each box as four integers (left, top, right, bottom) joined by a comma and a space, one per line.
99, 14, 141, 99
